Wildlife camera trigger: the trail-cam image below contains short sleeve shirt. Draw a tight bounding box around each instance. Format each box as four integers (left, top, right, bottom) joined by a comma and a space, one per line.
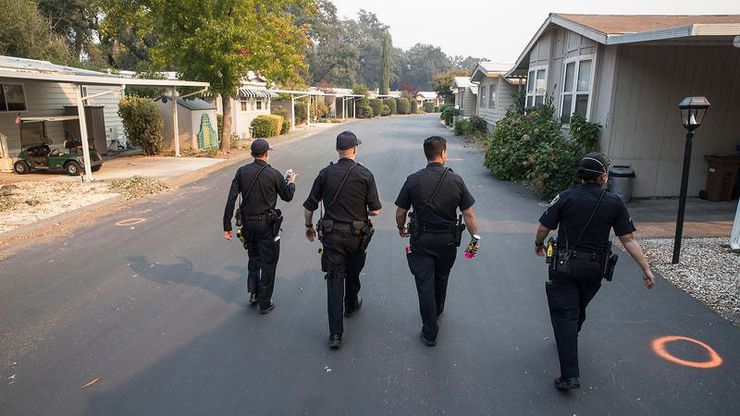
539, 183, 636, 253
303, 158, 382, 223
395, 163, 475, 228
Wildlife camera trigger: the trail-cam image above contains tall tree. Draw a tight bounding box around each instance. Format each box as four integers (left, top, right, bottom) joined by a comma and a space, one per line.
141, 0, 313, 151
379, 34, 390, 95
37, 0, 99, 60
432, 69, 470, 104
0, 0, 70, 63
404, 43, 452, 91
98, 0, 158, 71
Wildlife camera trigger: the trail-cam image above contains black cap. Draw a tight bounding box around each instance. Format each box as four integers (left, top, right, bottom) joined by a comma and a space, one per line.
251, 138, 272, 154
336, 131, 362, 150
578, 152, 611, 175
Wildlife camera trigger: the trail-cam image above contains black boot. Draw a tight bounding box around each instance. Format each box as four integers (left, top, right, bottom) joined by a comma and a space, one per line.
328, 334, 342, 349
554, 377, 580, 391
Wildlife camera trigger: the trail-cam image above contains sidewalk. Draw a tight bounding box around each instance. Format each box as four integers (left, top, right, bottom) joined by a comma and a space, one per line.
629, 198, 737, 238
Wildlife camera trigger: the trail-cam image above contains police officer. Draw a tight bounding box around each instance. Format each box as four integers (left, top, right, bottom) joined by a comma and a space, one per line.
395, 136, 479, 346
304, 131, 382, 349
224, 138, 296, 314
535, 152, 655, 391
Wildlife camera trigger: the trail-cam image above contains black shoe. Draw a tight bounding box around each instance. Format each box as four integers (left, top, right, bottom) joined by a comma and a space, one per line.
344, 296, 363, 318
420, 332, 436, 347
328, 334, 342, 349
554, 377, 580, 391
436, 307, 444, 317
249, 293, 258, 305
259, 301, 275, 314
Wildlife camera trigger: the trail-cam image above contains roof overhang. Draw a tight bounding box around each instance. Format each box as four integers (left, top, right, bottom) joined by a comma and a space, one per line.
0, 69, 209, 87
506, 14, 740, 77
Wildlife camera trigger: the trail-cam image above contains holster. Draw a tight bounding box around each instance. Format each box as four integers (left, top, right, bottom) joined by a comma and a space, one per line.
235, 207, 243, 227
317, 218, 333, 241
602, 243, 619, 281
453, 214, 466, 247
357, 220, 374, 252
268, 208, 283, 238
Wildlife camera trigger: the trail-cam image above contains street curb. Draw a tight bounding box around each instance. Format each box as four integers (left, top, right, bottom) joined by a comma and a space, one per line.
0, 119, 359, 258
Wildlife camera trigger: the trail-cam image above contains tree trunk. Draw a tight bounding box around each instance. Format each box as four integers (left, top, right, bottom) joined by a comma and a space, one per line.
221, 95, 232, 152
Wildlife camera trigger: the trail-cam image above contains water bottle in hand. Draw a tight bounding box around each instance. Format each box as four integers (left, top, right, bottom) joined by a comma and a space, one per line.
465, 235, 480, 259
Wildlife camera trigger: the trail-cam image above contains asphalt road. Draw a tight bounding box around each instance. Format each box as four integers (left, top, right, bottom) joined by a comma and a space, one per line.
1, 114, 738, 415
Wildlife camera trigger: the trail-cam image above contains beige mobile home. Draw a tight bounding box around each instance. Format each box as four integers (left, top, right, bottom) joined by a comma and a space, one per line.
508, 14, 740, 198
470, 62, 522, 131
452, 77, 477, 117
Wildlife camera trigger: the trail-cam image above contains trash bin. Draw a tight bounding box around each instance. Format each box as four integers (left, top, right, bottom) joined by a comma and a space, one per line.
704, 155, 740, 202
607, 165, 636, 203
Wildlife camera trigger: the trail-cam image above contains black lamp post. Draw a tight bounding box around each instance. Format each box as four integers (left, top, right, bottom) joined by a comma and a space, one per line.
672, 96, 711, 264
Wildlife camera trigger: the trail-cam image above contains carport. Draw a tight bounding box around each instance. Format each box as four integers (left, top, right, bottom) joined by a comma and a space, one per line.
0, 64, 209, 182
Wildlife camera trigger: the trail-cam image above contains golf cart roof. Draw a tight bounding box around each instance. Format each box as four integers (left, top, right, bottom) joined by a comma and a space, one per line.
19, 115, 80, 123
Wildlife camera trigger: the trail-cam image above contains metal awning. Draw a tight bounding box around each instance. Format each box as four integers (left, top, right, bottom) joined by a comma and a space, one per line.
19, 115, 80, 123
238, 88, 275, 98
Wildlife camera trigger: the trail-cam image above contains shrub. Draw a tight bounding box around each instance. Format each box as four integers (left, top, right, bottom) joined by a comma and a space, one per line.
369, 99, 383, 117
483, 100, 600, 199
251, 114, 283, 138
410, 99, 418, 114
569, 112, 601, 152
440, 104, 458, 126
423, 102, 434, 113
356, 98, 374, 118
433, 106, 439, 112
454, 119, 472, 136
381, 104, 391, 116
118, 96, 164, 155
294, 102, 308, 125
469, 115, 487, 134
311, 100, 330, 121
272, 107, 291, 134
397, 98, 411, 114
384, 98, 397, 114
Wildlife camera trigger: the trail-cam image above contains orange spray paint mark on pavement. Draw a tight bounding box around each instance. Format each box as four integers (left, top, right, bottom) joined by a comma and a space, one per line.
115, 218, 146, 227
652, 336, 723, 369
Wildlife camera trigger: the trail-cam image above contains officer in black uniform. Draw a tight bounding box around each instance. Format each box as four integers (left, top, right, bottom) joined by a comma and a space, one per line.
394, 136, 479, 346
535, 152, 655, 391
224, 139, 296, 314
303, 131, 382, 349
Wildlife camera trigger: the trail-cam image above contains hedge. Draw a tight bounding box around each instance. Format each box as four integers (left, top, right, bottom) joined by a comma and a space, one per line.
251, 114, 283, 138
423, 102, 434, 113
440, 104, 458, 126
397, 98, 410, 114
381, 104, 391, 116
384, 98, 397, 114
410, 99, 418, 114
272, 107, 291, 134
118, 96, 164, 155
294, 102, 307, 125
369, 99, 383, 117
356, 99, 374, 118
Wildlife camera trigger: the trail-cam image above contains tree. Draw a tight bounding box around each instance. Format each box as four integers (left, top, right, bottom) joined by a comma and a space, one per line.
141, 0, 313, 151
404, 43, 452, 91
0, 0, 70, 63
379, 34, 391, 95
98, 0, 158, 70
37, 0, 99, 60
432, 70, 470, 104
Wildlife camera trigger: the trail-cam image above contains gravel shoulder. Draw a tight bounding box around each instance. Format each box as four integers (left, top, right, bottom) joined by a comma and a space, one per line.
640, 237, 740, 324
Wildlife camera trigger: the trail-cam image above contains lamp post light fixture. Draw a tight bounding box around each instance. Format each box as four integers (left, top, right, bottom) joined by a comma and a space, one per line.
672, 96, 711, 264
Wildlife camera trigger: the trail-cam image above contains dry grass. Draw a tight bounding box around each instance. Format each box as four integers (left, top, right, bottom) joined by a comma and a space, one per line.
108, 176, 170, 201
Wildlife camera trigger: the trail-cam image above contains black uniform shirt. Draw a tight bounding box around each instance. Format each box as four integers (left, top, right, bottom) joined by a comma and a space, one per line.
395, 162, 475, 228
223, 159, 295, 231
303, 158, 382, 223
539, 183, 636, 253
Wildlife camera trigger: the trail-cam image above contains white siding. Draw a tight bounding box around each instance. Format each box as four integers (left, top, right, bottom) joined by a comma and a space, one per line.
606, 45, 740, 197
0, 78, 76, 154
232, 97, 271, 139
475, 78, 496, 124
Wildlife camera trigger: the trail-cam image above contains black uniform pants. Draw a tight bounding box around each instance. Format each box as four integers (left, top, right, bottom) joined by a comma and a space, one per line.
243, 221, 280, 310
406, 232, 457, 341
321, 231, 366, 336
546, 258, 603, 378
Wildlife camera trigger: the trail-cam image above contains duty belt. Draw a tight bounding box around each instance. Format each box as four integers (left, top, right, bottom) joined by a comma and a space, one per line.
417, 224, 456, 234
243, 212, 270, 221
331, 221, 357, 232
565, 249, 604, 262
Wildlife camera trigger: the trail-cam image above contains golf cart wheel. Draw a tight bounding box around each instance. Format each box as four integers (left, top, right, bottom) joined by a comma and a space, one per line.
91, 165, 102, 172
13, 160, 31, 175
65, 161, 82, 176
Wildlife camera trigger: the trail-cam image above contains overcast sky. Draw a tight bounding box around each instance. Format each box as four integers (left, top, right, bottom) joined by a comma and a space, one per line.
333, 0, 740, 64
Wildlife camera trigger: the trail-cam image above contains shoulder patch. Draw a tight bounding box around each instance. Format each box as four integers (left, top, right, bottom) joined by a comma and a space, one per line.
548, 194, 560, 207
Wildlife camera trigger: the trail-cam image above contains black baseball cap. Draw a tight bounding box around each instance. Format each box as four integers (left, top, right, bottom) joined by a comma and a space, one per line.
251, 138, 272, 154
336, 131, 362, 150
578, 152, 611, 175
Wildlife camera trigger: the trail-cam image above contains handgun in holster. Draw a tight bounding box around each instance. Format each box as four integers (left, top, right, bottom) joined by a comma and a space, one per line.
453, 214, 466, 247
602, 242, 619, 281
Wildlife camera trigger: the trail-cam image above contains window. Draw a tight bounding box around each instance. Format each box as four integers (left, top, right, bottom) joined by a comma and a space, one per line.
256, 99, 263, 110
479, 86, 486, 108
0, 83, 27, 112
240, 99, 248, 111
560, 57, 593, 124
488, 84, 495, 108
525, 67, 547, 109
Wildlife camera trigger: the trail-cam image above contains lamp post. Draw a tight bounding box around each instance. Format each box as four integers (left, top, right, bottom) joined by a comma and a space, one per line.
672, 96, 711, 264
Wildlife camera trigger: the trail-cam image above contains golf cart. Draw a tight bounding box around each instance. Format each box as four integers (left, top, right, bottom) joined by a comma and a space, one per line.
13, 115, 103, 176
